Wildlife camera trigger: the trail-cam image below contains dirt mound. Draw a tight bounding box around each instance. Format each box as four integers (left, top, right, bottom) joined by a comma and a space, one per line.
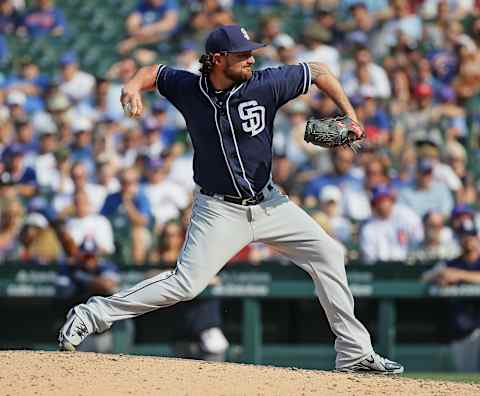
0, 351, 478, 396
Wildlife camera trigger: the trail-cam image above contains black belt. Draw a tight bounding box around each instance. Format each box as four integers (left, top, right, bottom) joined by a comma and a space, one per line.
200, 184, 273, 206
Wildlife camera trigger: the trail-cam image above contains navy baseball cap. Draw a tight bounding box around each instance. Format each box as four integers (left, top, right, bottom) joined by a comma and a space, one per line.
371, 184, 394, 203
451, 203, 475, 218
417, 158, 434, 173
205, 25, 265, 54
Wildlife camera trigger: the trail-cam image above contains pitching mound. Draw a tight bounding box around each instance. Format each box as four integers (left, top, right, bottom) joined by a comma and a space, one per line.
1, 351, 479, 396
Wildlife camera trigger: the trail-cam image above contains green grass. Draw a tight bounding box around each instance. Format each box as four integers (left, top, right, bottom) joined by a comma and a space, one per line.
405, 373, 480, 384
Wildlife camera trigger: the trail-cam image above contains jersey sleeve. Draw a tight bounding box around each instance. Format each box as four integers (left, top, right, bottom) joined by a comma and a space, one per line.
155, 64, 195, 108
264, 63, 311, 108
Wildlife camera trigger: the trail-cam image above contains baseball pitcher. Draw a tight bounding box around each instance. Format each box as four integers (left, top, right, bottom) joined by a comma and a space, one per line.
58, 25, 403, 374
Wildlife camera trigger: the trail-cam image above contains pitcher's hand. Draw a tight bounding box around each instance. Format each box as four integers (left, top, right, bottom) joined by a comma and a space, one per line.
121, 85, 143, 118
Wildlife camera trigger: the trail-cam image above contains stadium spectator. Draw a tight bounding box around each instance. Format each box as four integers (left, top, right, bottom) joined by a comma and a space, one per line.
359, 185, 423, 264
101, 167, 153, 265
398, 158, 454, 218
415, 138, 462, 193
40, 147, 73, 196
118, 0, 179, 55
341, 2, 381, 52
1, 143, 36, 198
65, 190, 115, 256
52, 161, 106, 215
3, 57, 49, 114
0, 34, 8, 64
312, 185, 353, 245
270, 33, 298, 67
58, 52, 95, 105
304, 147, 368, 221
143, 157, 189, 231
0, 0, 22, 35
376, 0, 422, 55
341, 45, 391, 99
149, 220, 229, 361
94, 158, 120, 194
69, 117, 95, 173
0, 197, 23, 262
29, 114, 60, 182
5, 90, 27, 121
56, 237, 119, 352
445, 141, 476, 204
271, 151, 298, 195
18, 211, 62, 264
407, 210, 458, 263
141, 116, 171, 159
425, 218, 480, 371
19, 0, 66, 37
298, 24, 340, 77
357, 93, 391, 147
12, 117, 36, 164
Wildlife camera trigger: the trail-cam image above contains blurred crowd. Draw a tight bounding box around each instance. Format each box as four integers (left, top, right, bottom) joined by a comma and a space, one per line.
1, 0, 480, 268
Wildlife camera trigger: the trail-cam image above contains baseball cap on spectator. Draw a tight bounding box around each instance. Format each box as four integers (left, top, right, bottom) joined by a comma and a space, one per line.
24, 212, 48, 229
205, 25, 265, 53
6, 91, 27, 107
47, 93, 71, 113
348, 31, 369, 46
149, 157, 164, 170
348, 1, 368, 11
59, 51, 78, 66
152, 100, 168, 113
415, 137, 441, 158
370, 185, 394, 203
53, 147, 71, 162
304, 24, 332, 43
142, 116, 161, 133
445, 141, 466, 161
417, 158, 434, 173
33, 113, 58, 135
320, 185, 341, 203
272, 33, 296, 49
180, 41, 198, 52
2, 144, 25, 160
456, 218, 478, 237
72, 117, 93, 133
451, 203, 475, 219
99, 113, 116, 124
437, 85, 456, 103
414, 83, 433, 98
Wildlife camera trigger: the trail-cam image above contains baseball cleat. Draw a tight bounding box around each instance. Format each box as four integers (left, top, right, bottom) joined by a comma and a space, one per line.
58, 307, 91, 351
337, 353, 404, 374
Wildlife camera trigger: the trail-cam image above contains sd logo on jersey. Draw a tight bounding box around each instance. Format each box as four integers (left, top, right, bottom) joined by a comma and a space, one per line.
238, 100, 265, 136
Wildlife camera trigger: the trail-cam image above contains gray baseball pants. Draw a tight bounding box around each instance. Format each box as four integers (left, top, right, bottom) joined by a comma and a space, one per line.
76, 185, 373, 368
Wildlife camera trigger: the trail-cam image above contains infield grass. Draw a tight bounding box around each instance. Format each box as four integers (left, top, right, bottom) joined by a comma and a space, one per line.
405, 373, 480, 383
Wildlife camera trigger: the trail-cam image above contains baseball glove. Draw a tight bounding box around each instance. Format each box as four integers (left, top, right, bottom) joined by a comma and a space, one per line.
304, 115, 365, 152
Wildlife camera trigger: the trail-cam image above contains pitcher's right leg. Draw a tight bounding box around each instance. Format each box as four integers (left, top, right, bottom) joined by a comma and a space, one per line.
59, 194, 253, 350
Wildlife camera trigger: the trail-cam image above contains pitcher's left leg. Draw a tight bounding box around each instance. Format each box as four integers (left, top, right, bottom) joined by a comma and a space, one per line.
255, 194, 373, 368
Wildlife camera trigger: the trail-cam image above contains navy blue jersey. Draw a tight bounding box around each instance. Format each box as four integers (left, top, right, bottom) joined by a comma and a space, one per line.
156, 63, 311, 197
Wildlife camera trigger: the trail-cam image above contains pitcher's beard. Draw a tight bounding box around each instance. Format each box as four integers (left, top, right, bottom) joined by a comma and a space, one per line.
225, 67, 253, 83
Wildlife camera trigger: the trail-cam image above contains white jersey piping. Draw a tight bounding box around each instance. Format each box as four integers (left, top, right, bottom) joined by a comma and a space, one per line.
198, 77, 242, 197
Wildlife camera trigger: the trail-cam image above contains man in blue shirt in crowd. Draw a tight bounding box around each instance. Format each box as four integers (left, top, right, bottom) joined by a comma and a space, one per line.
119, 0, 179, 54
101, 167, 153, 265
